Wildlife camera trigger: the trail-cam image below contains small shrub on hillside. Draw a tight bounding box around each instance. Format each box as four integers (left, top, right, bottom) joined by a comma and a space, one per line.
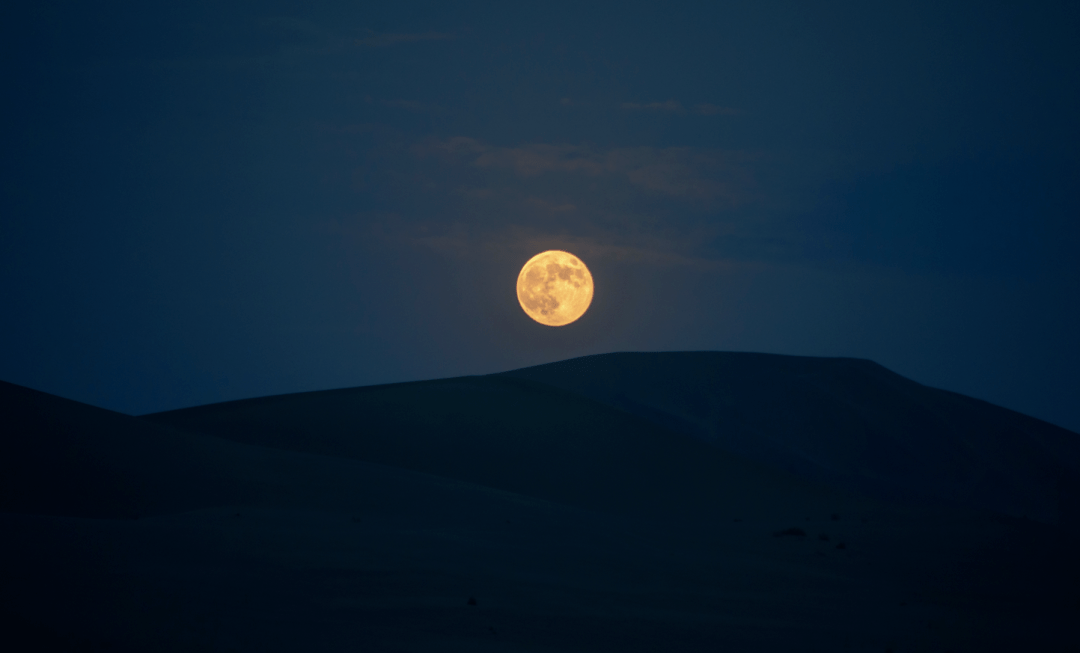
773, 527, 807, 537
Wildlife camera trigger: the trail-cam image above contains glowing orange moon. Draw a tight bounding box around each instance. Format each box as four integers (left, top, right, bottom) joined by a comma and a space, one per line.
516, 250, 594, 326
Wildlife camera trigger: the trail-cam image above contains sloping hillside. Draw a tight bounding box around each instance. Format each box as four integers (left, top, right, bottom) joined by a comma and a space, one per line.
3, 355, 1079, 652
502, 352, 1080, 527
0, 379, 569, 521
145, 374, 861, 521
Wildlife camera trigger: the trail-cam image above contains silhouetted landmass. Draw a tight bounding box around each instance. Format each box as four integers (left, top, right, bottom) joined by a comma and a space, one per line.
503, 352, 1080, 530
143, 371, 859, 521
2, 352, 1079, 651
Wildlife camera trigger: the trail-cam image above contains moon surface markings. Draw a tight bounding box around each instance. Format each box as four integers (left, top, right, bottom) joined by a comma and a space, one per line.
516, 250, 594, 326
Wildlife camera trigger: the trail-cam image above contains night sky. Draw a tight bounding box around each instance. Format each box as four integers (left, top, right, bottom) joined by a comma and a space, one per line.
2, 1, 1078, 432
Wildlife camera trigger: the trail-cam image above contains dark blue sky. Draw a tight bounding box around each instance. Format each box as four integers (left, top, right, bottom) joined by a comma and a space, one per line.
2, 0, 1078, 431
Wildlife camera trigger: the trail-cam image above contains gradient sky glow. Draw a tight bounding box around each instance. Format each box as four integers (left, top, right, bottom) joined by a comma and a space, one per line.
2, 0, 1078, 431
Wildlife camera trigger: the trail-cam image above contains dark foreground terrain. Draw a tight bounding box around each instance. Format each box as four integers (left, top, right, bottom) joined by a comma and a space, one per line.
2, 352, 1078, 651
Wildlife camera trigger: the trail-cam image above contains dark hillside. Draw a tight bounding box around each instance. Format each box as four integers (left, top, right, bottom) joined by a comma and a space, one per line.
502, 352, 1080, 528
0, 379, 566, 521
0, 379, 250, 519
3, 355, 1079, 652
146, 374, 858, 521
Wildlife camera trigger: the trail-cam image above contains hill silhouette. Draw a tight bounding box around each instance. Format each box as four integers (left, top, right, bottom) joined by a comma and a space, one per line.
144, 372, 862, 521
2, 352, 1078, 651
501, 352, 1080, 528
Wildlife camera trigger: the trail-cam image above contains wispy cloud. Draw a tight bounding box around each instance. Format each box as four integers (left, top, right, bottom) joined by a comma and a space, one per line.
621, 100, 683, 112
354, 31, 455, 48
559, 97, 592, 107
620, 100, 741, 116
324, 130, 838, 268
419, 137, 757, 203
525, 197, 578, 213
692, 103, 741, 116
381, 98, 427, 111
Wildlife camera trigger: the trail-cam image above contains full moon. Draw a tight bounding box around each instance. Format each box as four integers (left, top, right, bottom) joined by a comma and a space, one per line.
516, 250, 594, 326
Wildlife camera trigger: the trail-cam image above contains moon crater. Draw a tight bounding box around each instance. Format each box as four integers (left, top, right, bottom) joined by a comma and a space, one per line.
516, 250, 594, 326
